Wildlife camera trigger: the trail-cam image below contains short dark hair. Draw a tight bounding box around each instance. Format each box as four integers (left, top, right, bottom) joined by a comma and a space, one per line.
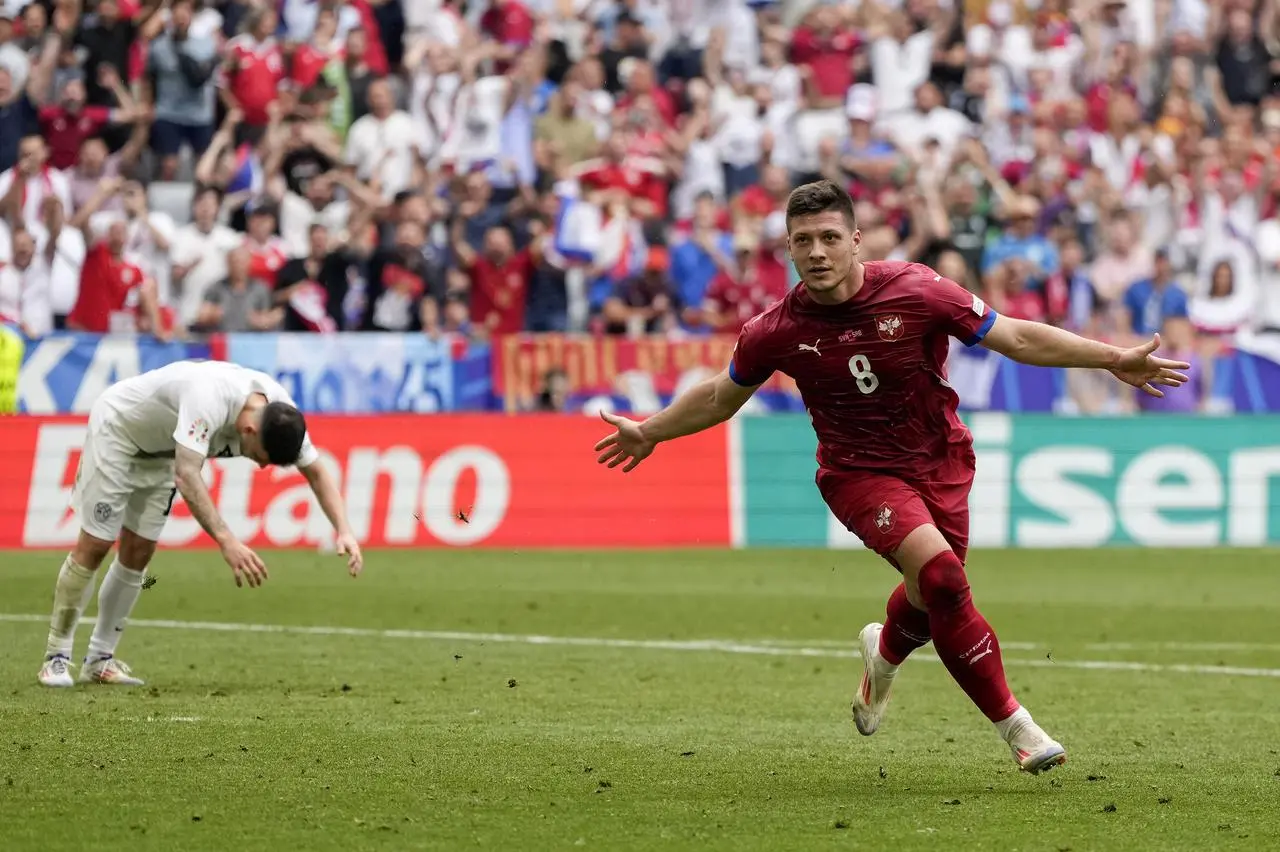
785, 180, 857, 232
260, 402, 308, 466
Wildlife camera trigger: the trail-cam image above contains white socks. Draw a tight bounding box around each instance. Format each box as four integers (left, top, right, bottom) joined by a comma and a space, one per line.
86, 559, 147, 661
994, 705, 1032, 742
46, 555, 97, 659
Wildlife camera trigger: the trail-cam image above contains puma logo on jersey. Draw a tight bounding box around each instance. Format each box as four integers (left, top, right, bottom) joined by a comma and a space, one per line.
798, 339, 821, 355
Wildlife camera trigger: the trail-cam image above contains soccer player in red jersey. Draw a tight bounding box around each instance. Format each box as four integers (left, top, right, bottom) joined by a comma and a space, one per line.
593, 181, 1189, 774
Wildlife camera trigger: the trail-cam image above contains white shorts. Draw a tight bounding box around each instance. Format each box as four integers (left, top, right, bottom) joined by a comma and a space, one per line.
71, 408, 175, 543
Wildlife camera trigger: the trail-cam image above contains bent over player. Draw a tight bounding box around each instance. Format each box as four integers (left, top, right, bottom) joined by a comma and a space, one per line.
593, 180, 1188, 774
38, 360, 364, 688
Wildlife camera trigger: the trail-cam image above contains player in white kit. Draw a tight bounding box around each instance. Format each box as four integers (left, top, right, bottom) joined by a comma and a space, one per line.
37, 360, 364, 688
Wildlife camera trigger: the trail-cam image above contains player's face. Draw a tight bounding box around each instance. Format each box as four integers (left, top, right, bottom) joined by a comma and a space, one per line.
787, 211, 860, 297
238, 429, 272, 469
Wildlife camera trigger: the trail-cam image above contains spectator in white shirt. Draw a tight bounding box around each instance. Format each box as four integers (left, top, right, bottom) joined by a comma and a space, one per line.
28, 196, 84, 329
169, 186, 243, 328
869, 10, 935, 117
0, 135, 73, 228
0, 228, 52, 337
878, 81, 974, 162
280, 171, 361, 257
344, 77, 421, 200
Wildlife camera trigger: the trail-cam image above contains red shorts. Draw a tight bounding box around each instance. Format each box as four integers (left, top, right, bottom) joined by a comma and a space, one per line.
816, 445, 975, 566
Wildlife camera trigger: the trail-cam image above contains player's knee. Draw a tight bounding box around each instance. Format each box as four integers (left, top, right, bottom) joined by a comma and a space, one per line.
117, 530, 158, 572
73, 531, 115, 571
916, 551, 971, 613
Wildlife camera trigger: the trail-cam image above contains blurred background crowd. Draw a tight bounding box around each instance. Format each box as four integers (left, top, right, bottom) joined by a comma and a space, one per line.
0, 0, 1277, 415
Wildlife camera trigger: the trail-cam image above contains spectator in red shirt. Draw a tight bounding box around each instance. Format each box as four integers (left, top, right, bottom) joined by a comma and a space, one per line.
734, 164, 792, 220
615, 60, 677, 127
37, 65, 139, 170
702, 229, 790, 333
985, 257, 1047, 323
451, 207, 539, 338
66, 194, 165, 338
290, 9, 345, 90
572, 132, 667, 220
790, 6, 860, 107
220, 8, 283, 145
242, 202, 290, 288
479, 0, 534, 73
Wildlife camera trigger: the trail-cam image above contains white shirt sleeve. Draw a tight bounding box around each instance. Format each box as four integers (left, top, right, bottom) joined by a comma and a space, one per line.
173, 385, 227, 457
295, 432, 320, 468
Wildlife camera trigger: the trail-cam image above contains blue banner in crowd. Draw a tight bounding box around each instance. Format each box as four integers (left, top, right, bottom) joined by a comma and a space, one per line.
15, 330, 1280, 415
16, 333, 212, 414
14, 332, 491, 414
225, 333, 492, 414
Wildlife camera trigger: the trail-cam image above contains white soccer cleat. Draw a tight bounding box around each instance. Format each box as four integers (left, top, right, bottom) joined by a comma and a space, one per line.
79, 655, 145, 686
38, 655, 75, 688
852, 622, 899, 736
1005, 715, 1067, 775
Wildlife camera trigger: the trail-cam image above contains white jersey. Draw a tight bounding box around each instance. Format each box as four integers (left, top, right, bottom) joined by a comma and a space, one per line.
94, 360, 319, 467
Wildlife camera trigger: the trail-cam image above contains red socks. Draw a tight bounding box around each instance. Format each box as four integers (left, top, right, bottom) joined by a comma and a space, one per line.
879, 582, 931, 666
915, 551, 1020, 723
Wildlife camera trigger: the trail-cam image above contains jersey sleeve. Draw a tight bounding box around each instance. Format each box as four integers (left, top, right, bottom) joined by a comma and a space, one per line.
174, 386, 226, 456
924, 275, 997, 347
295, 431, 320, 468
728, 315, 775, 387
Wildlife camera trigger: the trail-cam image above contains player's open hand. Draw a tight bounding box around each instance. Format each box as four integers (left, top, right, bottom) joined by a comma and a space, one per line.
221, 539, 268, 588
1109, 334, 1191, 398
335, 533, 364, 577
594, 411, 655, 473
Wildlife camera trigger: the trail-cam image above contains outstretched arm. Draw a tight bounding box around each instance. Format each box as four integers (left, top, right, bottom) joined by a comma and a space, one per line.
175, 445, 268, 586
595, 368, 758, 472
981, 315, 1190, 398
298, 460, 363, 576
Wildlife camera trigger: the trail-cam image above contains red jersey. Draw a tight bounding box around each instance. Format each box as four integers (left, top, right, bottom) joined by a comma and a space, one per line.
574, 157, 668, 218
39, 106, 111, 170
291, 44, 344, 89
480, 0, 534, 47
705, 253, 789, 332
616, 87, 679, 127
245, 237, 289, 288
223, 35, 284, 125
468, 250, 534, 335
729, 261, 997, 474
790, 27, 859, 100
67, 243, 146, 332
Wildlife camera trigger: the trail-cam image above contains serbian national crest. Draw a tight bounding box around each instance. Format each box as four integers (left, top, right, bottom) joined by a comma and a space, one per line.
874, 503, 895, 533
876, 315, 904, 342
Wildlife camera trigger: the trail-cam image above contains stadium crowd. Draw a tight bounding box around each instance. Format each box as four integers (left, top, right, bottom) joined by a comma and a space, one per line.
0, 0, 1275, 414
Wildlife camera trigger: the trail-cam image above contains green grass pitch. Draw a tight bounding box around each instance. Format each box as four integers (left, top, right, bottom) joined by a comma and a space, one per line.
2, 548, 1279, 851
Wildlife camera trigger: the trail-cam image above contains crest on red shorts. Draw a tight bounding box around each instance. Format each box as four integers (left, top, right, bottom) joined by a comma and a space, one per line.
876, 315, 904, 341
874, 503, 895, 532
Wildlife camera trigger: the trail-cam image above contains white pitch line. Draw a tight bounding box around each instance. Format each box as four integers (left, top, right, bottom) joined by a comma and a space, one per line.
1, 614, 1278, 679
751, 638, 1043, 651
1085, 641, 1280, 653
